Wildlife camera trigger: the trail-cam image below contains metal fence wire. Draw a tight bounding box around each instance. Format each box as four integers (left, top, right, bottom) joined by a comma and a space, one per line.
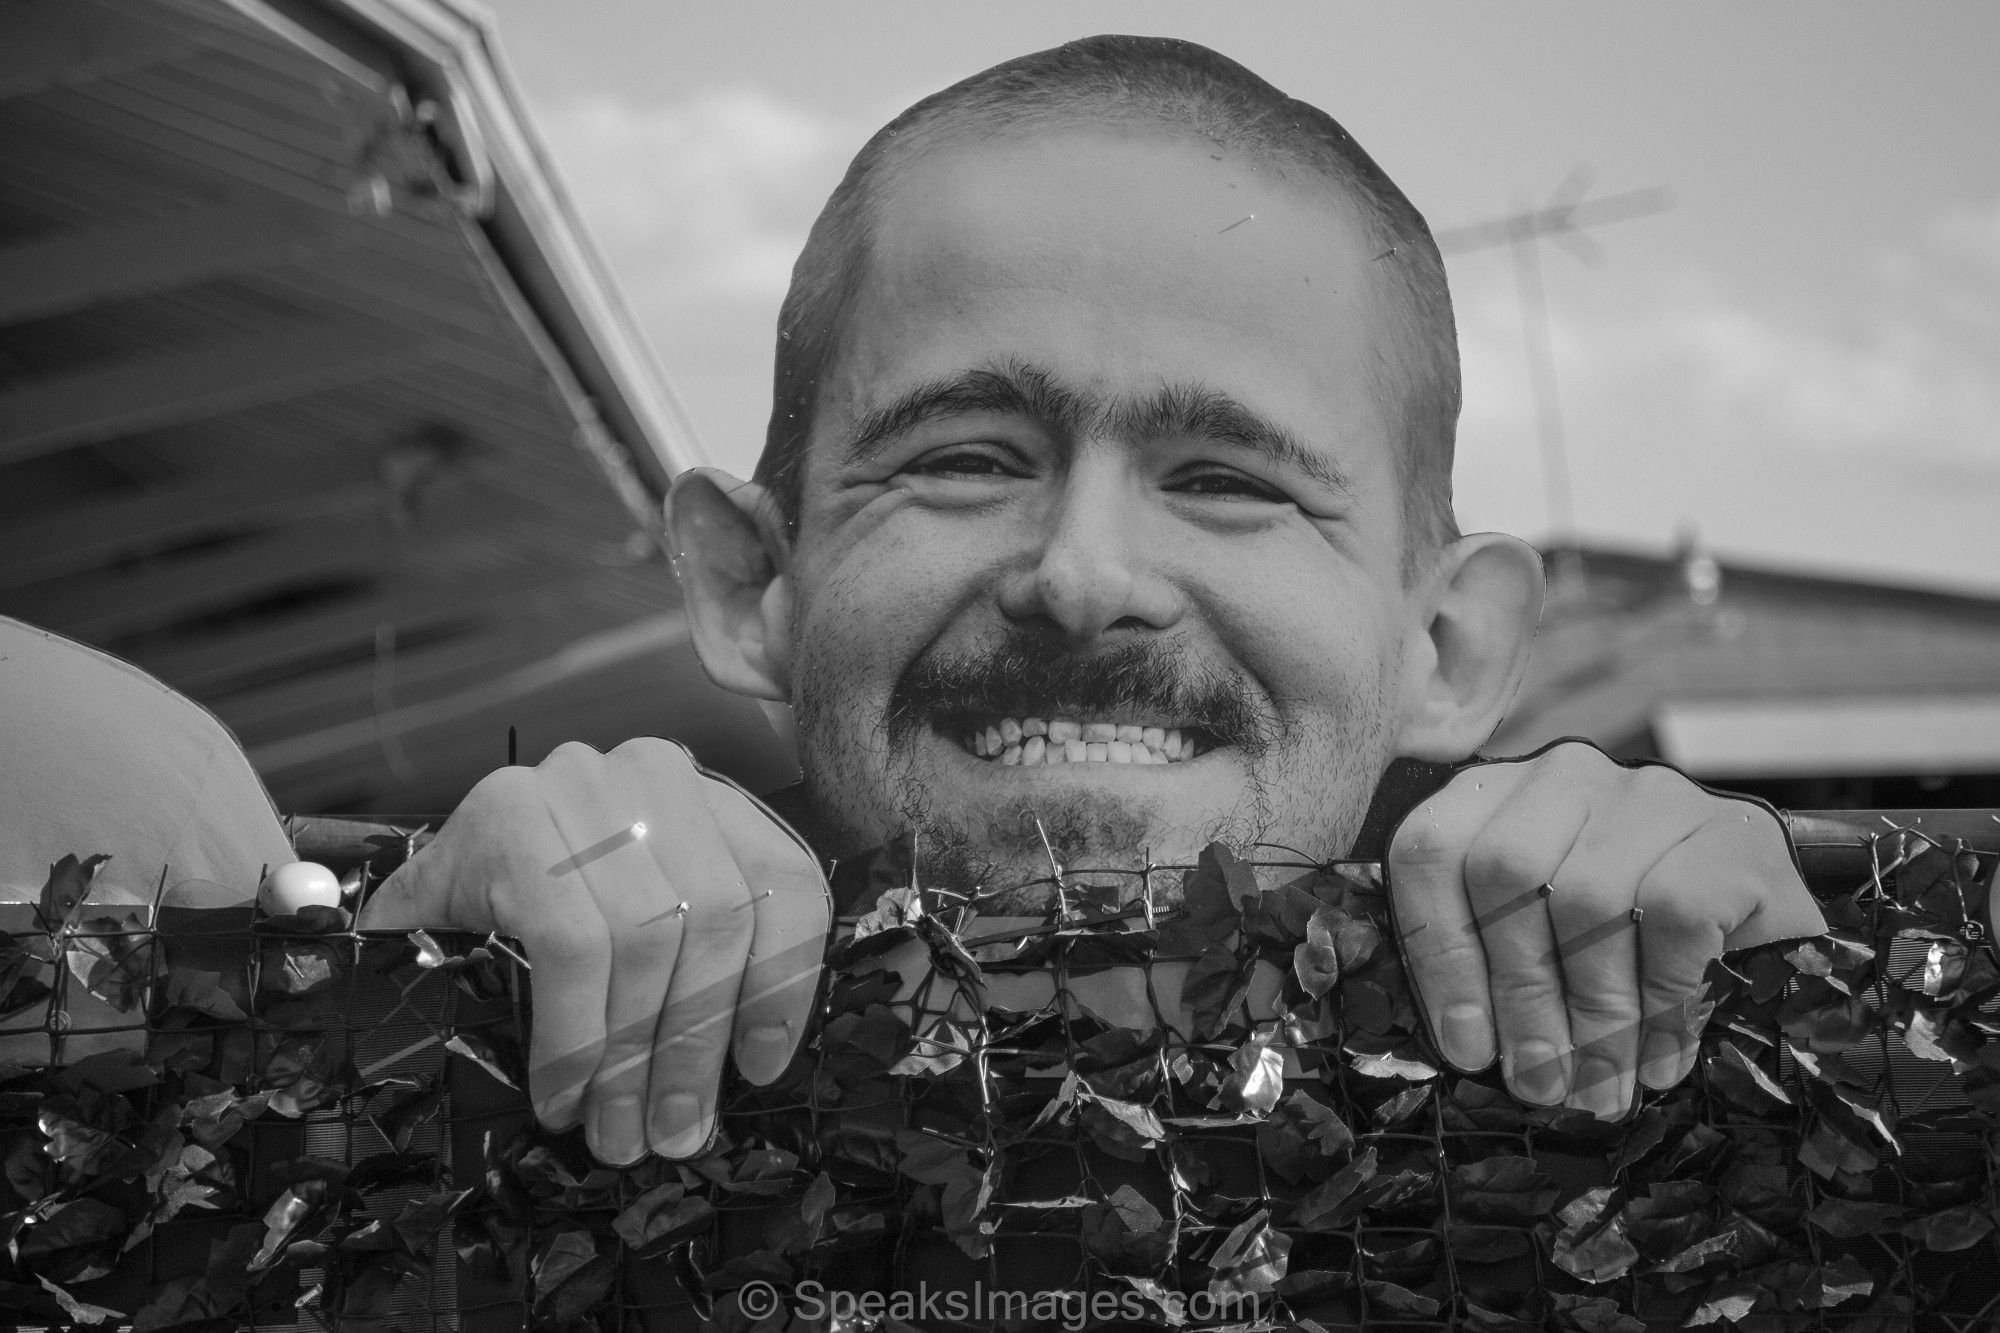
1, 812, 1997, 1333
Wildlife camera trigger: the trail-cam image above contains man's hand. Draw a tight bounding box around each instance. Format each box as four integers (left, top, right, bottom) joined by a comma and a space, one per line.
356, 738, 829, 1164
1387, 741, 1826, 1120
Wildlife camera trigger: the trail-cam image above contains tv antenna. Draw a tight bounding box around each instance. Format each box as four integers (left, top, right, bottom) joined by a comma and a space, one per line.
1433, 167, 1674, 591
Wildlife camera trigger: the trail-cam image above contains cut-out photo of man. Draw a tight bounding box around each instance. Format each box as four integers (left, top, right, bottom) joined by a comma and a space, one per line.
360, 35, 1831, 1171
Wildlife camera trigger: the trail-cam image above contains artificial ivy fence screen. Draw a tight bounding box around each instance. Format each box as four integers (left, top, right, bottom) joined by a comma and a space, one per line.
1, 810, 1996, 1332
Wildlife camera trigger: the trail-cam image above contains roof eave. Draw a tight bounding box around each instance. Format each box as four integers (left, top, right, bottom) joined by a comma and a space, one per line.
223, 0, 708, 502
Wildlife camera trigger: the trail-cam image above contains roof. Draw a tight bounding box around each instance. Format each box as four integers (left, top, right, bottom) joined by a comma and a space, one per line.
1493, 543, 2000, 777
0, 0, 795, 813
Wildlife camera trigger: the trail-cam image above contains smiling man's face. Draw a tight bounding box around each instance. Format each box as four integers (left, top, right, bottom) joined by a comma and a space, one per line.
774, 126, 1431, 904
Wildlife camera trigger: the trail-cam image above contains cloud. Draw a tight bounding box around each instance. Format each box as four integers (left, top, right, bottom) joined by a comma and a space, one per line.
1451, 194, 2000, 587
537, 85, 856, 304
528, 86, 871, 469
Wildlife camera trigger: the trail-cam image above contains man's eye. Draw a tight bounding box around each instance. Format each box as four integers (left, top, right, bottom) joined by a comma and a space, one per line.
1170, 469, 1287, 502
905, 447, 1019, 478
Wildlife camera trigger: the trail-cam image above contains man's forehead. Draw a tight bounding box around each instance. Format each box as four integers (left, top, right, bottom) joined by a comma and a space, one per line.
865, 123, 1380, 290
811, 133, 1401, 467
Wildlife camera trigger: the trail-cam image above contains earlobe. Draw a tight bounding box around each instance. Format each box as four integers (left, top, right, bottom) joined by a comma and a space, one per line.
665, 468, 795, 702
1395, 533, 1545, 761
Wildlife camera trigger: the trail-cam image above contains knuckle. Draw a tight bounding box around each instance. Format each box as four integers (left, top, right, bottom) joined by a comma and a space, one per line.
1404, 926, 1481, 971
656, 1024, 727, 1070
1564, 988, 1641, 1029
615, 735, 696, 770
469, 763, 535, 806
607, 915, 686, 964
518, 910, 607, 965
1387, 821, 1454, 874
1462, 829, 1549, 896
1625, 763, 1692, 805
1552, 738, 1607, 763
1489, 969, 1565, 1013
1634, 872, 1709, 933
1546, 739, 1612, 778
587, 1042, 654, 1091
539, 740, 604, 772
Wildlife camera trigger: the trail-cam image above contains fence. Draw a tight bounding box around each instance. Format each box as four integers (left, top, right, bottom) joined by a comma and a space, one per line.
0, 809, 1994, 1332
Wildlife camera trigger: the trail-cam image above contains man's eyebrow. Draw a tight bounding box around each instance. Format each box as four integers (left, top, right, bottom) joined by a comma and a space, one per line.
1116, 383, 1354, 495
844, 363, 1086, 464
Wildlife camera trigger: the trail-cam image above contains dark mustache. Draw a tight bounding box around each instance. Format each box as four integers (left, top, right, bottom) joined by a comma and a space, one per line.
885, 638, 1274, 753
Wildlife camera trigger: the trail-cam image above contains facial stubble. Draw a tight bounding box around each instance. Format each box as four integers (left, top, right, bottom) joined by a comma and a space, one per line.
792, 622, 1400, 911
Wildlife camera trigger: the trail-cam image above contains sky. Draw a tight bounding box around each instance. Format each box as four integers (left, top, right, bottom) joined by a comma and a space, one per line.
480, 1, 2000, 594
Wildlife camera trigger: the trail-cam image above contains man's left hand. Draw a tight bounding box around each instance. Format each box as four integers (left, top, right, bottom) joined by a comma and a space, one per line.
1386, 741, 1827, 1120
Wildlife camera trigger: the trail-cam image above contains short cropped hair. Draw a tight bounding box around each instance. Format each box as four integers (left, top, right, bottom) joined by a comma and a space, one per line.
754, 34, 1461, 565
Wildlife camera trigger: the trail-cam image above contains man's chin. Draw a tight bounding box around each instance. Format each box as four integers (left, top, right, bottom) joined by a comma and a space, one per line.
892, 730, 1251, 905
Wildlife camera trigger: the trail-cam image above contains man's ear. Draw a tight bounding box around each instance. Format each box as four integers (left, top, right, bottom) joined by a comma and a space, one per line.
1395, 533, 1545, 761
665, 468, 794, 702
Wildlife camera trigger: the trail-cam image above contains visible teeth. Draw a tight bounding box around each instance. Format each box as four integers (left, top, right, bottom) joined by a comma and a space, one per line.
964, 717, 1202, 763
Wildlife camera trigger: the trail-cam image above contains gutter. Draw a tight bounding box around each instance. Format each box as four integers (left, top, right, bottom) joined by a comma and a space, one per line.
219, 0, 709, 511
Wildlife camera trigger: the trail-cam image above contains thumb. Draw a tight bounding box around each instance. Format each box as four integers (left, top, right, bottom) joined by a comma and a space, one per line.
356, 849, 479, 933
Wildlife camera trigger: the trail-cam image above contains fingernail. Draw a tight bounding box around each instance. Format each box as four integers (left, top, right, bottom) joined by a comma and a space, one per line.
1573, 1056, 1624, 1120
649, 1092, 707, 1158
589, 1094, 644, 1165
1640, 1030, 1685, 1088
738, 1024, 793, 1084
1507, 1039, 1568, 1104
1440, 1003, 1494, 1069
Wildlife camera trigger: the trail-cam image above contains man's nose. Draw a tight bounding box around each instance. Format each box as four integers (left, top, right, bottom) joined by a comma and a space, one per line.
996, 465, 1181, 641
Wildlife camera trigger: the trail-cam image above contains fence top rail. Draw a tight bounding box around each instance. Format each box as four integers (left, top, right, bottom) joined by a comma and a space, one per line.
286, 808, 2000, 896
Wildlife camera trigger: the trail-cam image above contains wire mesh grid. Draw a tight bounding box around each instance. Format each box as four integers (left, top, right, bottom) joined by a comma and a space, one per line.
0, 818, 1996, 1332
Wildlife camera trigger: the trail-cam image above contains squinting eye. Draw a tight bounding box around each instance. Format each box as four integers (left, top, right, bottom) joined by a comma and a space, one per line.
1172, 470, 1287, 502
905, 447, 1020, 478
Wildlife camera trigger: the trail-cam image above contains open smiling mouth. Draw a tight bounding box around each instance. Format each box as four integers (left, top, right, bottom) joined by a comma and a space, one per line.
954, 716, 1203, 766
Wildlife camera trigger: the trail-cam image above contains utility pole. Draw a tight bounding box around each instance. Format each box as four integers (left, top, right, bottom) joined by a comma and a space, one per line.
1434, 169, 1673, 594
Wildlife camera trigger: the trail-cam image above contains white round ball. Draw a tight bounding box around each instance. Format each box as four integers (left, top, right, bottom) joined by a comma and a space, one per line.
259, 861, 344, 915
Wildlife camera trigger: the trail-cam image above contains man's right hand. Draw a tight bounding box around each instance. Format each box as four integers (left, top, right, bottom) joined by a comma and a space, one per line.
355, 738, 830, 1164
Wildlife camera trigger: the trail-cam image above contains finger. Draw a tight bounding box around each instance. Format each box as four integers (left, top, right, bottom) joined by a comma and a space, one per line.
363, 763, 609, 1132
606, 742, 758, 1160
1458, 767, 1594, 1105
1387, 764, 1528, 1072
354, 769, 526, 933
693, 766, 830, 1086
1634, 831, 1735, 1090
354, 853, 462, 933
522, 742, 688, 1165
1710, 797, 1827, 950
1543, 767, 1710, 1120
512, 736, 660, 1144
